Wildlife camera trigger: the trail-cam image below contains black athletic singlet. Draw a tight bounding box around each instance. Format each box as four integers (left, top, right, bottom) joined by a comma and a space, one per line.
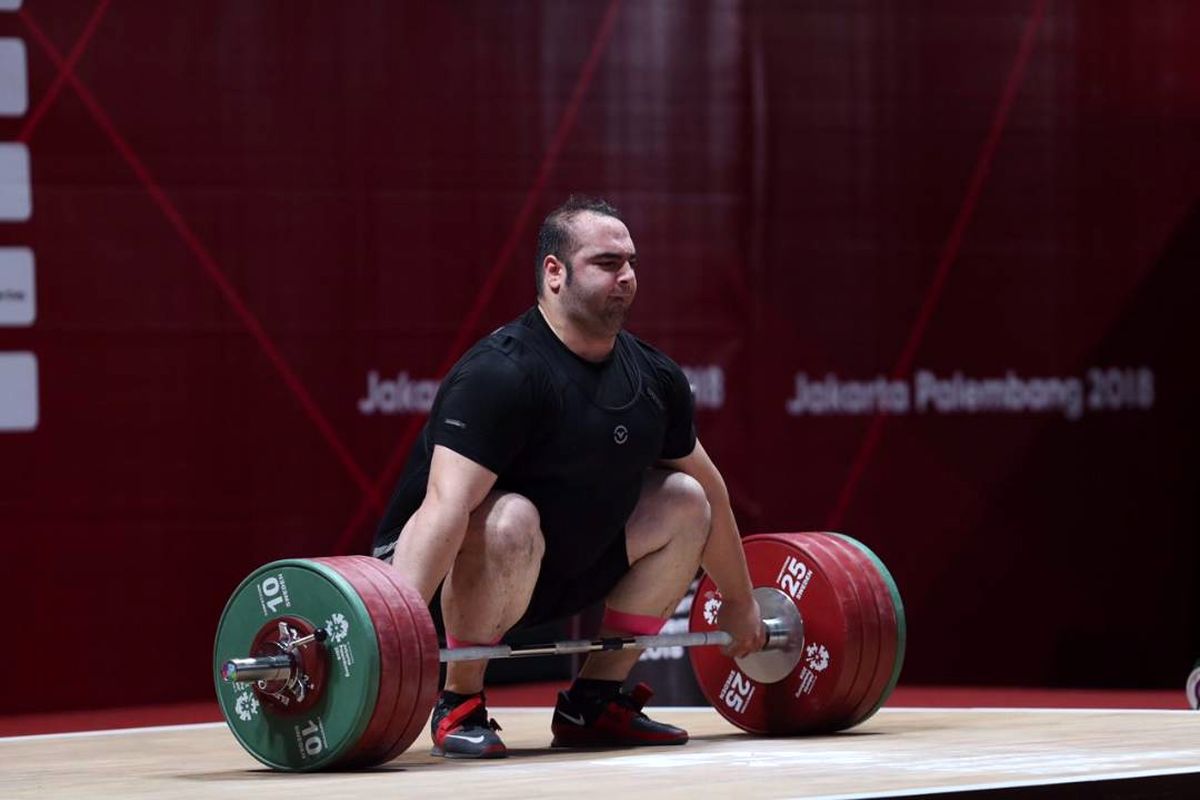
372, 306, 697, 582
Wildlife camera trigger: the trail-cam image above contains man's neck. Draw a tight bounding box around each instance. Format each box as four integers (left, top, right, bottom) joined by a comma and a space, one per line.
536, 302, 616, 363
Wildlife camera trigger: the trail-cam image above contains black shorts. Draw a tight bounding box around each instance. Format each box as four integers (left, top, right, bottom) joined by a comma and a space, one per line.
513, 531, 630, 630
377, 528, 631, 635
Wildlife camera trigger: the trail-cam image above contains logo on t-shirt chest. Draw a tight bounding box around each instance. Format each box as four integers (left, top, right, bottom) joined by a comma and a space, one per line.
613, 424, 628, 444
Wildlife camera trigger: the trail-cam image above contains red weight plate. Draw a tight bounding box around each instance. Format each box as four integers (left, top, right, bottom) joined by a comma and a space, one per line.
753, 532, 868, 730
782, 534, 869, 725
799, 533, 881, 728
355, 556, 431, 766
362, 558, 440, 762
828, 534, 903, 726
313, 557, 409, 768
806, 532, 884, 729
689, 532, 862, 734
341, 557, 422, 766
337, 556, 427, 767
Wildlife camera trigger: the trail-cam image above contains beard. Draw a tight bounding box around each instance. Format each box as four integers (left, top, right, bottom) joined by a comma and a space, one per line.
562, 282, 634, 338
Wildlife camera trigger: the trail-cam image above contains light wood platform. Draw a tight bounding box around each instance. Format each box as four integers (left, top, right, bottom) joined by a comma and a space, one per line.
3, 707, 1199, 799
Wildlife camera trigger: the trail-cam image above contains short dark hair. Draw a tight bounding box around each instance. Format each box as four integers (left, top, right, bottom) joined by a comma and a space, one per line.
534, 195, 623, 296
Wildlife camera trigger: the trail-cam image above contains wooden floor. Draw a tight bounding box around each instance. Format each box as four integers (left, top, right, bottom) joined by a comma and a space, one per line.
3, 707, 1199, 799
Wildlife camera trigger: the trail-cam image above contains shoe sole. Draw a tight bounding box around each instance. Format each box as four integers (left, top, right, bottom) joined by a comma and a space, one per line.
430, 745, 508, 759
549, 735, 688, 748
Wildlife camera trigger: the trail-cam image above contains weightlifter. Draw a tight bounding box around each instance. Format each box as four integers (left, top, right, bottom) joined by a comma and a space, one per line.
372, 196, 765, 758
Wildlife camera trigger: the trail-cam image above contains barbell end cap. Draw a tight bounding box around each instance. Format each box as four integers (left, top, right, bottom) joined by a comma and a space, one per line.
733, 587, 806, 684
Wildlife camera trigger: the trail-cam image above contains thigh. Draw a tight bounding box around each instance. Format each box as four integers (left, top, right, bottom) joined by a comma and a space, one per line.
378, 489, 538, 563
514, 532, 630, 629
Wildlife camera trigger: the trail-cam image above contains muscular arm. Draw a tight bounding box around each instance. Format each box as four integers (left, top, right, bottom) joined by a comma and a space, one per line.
389, 445, 499, 602
661, 439, 754, 602
661, 439, 766, 656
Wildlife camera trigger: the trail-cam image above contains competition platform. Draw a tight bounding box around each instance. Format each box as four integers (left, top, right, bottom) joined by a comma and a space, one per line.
2, 686, 1197, 799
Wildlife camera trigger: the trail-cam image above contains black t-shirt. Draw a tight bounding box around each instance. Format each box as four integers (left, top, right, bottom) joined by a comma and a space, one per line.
373, 306, 697, 579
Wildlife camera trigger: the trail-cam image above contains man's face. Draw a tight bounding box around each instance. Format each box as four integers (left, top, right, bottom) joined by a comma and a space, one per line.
558, 211, 638, 337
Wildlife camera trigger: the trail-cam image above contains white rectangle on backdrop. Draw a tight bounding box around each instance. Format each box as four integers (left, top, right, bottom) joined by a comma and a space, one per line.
0, 142, 31, 219
0, 38, 27, 115
0, 351, 38, 431
0, 246, 34, 325
0, 2, 22, 11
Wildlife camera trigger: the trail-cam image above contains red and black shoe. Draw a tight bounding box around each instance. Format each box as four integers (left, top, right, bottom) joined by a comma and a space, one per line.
550, 682, 688, 748
430, 692, 507, 759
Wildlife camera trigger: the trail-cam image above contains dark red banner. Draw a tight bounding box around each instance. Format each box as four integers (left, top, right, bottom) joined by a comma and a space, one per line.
1, 1, 1197, 713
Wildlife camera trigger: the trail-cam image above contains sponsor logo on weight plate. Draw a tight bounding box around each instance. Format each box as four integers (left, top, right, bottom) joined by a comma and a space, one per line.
795, 667, 818, 697
235, 691, 260, 722
805, 643, 830, 672
324, 612, 350, 643
702, 592, 722, 626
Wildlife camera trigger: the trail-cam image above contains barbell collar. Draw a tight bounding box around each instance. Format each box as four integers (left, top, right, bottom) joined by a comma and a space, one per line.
223, 655, 293, 684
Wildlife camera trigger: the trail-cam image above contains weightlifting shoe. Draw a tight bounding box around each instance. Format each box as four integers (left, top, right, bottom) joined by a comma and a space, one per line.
430, 691, 507, 759
550, 682, 688, 747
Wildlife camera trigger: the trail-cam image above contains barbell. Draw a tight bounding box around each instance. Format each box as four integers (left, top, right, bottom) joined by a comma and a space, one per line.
213, 531, 906, 771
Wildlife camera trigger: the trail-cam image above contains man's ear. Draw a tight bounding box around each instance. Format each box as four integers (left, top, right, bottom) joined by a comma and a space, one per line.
544, 255, 566, 293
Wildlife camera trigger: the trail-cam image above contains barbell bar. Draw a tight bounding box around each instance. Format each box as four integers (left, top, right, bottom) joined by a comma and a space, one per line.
224, 585, 805, 687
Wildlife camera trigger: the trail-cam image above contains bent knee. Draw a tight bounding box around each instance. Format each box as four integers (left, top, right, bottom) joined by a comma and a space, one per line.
663, 471, 712, 541
466, 492, 545, 562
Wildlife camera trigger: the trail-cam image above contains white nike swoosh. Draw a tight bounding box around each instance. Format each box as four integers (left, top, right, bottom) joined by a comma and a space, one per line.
445, 733, 486, 744
556, 710, 586, 726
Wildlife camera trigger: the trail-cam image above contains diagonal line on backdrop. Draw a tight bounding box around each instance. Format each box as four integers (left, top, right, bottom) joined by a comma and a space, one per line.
824, 0, 1049, 530
19, 9, 384, 511
18, 0, 112, 143
330, 0, 625, 554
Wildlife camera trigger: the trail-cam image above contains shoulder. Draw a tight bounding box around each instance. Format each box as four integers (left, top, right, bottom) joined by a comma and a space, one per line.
622, 330, 688, 385
446, 316, 556, 398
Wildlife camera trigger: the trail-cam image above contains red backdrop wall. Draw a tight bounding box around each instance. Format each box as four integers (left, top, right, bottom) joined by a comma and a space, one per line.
1, 1, 1197, 713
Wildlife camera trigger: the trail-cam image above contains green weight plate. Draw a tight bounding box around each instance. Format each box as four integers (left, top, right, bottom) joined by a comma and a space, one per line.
213, 559, 381, 771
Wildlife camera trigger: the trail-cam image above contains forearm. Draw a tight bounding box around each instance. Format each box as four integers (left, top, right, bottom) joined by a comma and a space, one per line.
699, 481, 756, 603
389, 497, 471, 603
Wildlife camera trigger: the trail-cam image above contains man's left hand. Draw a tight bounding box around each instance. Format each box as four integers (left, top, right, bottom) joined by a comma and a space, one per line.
716, 594, 768, 658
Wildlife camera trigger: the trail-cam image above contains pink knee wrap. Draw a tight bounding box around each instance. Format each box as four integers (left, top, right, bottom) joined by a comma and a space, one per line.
601, 607, 668, 636
445, 633, 503, 649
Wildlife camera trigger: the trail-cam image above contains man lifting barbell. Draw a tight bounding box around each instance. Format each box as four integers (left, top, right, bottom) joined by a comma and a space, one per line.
370, 196, 767, 758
